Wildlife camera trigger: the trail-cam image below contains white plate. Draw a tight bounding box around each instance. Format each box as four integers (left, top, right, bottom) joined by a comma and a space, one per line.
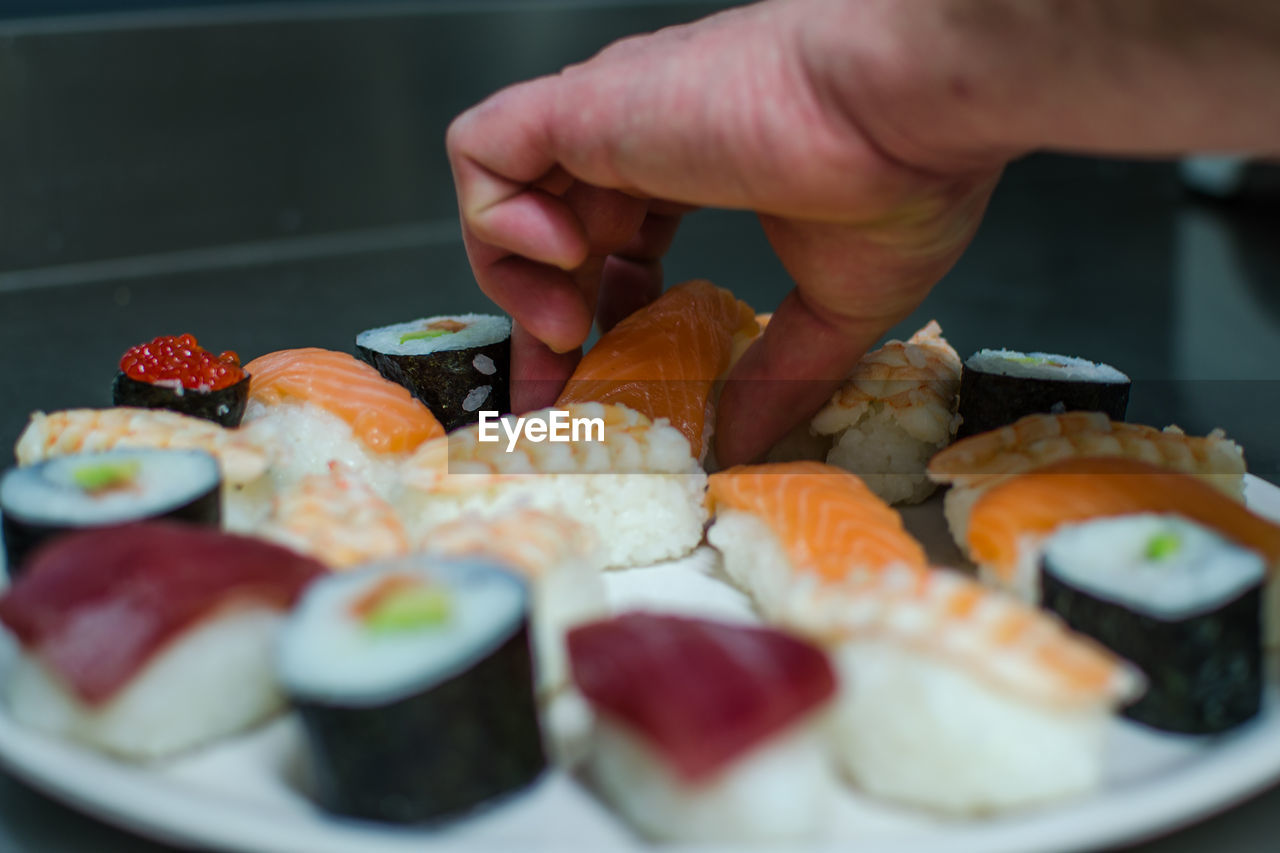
0, 477, 1278, 853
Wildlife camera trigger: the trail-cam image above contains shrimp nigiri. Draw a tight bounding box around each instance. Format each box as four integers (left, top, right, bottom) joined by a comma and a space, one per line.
399, 403, 706, 569
254, 462, 409, 570
783, 564, 1141, 814
15, 407, 268, 486
928, 411, 1247, 546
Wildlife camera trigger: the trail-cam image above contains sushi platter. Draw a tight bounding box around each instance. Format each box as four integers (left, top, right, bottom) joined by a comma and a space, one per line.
0, 484, 1279, 852
1, 284, 1279, 851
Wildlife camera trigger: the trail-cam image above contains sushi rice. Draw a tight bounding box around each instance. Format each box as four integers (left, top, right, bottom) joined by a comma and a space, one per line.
6, 607, 284, 760
590, 719, 829, 843
782, 566, 1141, 814
399, 403, 707, 569
356, 314, 510, 358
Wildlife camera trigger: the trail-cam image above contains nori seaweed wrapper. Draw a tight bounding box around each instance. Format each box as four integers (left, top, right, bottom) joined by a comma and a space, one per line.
112, 371, 249, 428
956, 366, 1129, 439
357, 338, 510, 432
1040, 561, 1262, 734
293, 621, 545, 824
1, 485, 220, 580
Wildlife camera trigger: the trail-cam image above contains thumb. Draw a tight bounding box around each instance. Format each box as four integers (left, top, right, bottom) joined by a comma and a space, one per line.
715, 289, 885, 466
715, 187, 993, 465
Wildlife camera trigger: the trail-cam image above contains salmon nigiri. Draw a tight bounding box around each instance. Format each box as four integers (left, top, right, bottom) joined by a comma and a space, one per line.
707, 461, 927, 615
782, 564, 1140, 814
556, 280, 758, 460
966, 456, 1280, 644
245, 348, 444, 454
928, 411, 1247, 548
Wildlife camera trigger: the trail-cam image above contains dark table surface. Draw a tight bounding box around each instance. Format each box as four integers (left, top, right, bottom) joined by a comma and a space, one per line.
1, 2, 1279, 851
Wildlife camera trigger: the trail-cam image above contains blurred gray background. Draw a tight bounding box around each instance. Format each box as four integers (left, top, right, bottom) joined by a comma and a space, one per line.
0, 3, 1278, 851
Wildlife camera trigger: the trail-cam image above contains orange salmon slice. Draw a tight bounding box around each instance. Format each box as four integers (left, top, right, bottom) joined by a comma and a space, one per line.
245, 348, 444, 454
556, 279, 758, 458
969, 456, 1280, 581
708, 460, 927, 581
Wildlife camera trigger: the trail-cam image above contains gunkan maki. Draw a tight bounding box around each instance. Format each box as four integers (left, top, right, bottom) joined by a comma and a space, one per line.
356, 314, 510, 431
113, 333, 249, 427
956, 349, 1130, 438
277, 555, 545, 824
0, 448, 222, 578
1040, 514, 1264, 734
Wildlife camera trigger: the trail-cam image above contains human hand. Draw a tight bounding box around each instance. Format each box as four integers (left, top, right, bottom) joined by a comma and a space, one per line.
447, 0, 1005, 465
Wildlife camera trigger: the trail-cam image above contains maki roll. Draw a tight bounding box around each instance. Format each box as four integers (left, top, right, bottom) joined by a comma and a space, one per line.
113, 334, 249, 427
278, 555, 545, 824
421, 508, 608, 696
1, 448, 222, 578
356, 314, 511, 431
568, 612, 835, 842
956, 349, 1130, 438
0, 523, 324, 759
1041, 514, 1265, 734
966, 458, 1280, 647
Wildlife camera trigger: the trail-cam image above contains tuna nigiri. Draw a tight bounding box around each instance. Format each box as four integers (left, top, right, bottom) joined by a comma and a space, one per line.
706, 461, 927, 616
965, 457, 1280, 644
556, 280, 758, 460
783, 564, 1141, 814
0, 523, 324, 759
928, 412, 1247, 546
569, 612, 835, 842
400, 403, 706, 569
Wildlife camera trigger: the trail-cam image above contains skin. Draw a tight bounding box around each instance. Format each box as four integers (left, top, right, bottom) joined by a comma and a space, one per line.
447, 0, 1280, 465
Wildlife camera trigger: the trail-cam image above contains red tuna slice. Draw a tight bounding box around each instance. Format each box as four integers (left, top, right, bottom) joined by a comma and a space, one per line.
567, 612, 835, 784
0, 522, 325, 706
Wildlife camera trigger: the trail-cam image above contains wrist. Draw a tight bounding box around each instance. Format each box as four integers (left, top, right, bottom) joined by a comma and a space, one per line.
803, 0, 1280, 167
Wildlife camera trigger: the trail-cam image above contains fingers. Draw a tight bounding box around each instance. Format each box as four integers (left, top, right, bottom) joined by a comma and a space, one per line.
461, 222, 593, 353
595, 207, 686, 332
508, 322, 581, 414
715, 290, 884, 466
459, 180, 651, 354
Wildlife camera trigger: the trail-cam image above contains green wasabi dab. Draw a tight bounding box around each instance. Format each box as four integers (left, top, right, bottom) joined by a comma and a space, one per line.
1145, 530, 1183, 561
366, 586, 452, 634
399, 329, 451, 345
72, 460, 142, 493
1006, 354, 1068, 368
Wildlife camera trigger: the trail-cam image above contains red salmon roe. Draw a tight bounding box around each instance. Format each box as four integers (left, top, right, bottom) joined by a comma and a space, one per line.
119, 333, 245, 392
